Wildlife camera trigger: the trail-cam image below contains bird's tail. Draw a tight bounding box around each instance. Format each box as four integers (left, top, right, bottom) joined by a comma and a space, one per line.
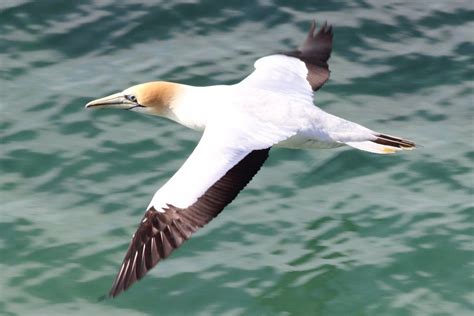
345, 133, 416, 154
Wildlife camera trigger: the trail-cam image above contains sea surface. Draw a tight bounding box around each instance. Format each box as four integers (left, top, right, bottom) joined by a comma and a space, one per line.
1, 1, 473, 315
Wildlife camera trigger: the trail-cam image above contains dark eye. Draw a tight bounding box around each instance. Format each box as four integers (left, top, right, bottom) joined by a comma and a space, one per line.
125, 95, 137, 102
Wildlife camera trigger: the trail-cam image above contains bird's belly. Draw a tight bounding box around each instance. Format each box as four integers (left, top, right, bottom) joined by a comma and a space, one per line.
275, 134, 344, 149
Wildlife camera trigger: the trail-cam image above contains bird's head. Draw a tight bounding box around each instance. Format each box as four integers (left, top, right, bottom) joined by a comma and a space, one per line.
85, 81, 182, 116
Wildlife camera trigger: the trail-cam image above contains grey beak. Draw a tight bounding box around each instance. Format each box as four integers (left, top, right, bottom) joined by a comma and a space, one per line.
85, 93, 138, 109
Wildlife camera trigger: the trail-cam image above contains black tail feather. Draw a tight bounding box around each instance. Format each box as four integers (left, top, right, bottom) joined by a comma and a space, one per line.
373, 134, 416, 149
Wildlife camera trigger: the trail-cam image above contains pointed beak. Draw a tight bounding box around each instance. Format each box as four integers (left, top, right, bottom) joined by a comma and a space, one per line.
85, 93, 138, 110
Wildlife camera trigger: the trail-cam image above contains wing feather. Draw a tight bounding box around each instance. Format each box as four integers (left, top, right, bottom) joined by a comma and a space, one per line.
239, 20, 333, 94
283, 20, 333, 91
108, 148, 270, 297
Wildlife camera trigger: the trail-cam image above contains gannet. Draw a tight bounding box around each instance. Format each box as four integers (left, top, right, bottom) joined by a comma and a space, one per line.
85, 21, 415, 298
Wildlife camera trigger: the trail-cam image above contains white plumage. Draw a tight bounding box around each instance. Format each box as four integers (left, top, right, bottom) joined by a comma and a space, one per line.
85, 21, 415, 298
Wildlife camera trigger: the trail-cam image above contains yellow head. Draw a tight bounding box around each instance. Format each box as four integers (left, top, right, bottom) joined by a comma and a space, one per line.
85, 81, 182, 116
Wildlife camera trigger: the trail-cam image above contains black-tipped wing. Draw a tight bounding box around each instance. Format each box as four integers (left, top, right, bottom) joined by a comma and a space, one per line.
108, 148, 270, 298
283, 20, 333, 91
239, 20, 333, 96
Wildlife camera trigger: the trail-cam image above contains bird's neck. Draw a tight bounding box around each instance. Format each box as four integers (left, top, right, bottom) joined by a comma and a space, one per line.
164, 84, 229, 131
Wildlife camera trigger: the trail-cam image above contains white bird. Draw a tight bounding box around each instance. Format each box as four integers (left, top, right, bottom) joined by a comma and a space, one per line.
85, 21, 415, 298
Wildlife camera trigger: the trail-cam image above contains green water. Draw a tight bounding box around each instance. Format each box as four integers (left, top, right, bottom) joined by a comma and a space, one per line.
1, 1, 473, 315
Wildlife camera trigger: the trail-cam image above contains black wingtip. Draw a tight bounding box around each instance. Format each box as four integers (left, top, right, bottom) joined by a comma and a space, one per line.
283, 20, 333, 91
316, 20, 333, 39
104, 149, 271, 299
308, 20, 332, 36
306, 19, 333, 50
309, 19, 317, 36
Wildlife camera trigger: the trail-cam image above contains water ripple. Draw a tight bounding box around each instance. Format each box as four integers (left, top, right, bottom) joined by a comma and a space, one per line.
1, 1, 472, 315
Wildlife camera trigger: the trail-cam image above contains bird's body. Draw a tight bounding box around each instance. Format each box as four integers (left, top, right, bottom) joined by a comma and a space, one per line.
85, 21, 415, 298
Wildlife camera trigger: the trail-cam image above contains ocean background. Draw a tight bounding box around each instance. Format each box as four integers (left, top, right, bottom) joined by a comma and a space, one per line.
1, 0, 473, 315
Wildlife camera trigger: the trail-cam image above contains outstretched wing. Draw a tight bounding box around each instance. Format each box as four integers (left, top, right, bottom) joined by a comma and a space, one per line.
106, 117, 281, 298
239, 20, 333, 94
108, 148, 269, 297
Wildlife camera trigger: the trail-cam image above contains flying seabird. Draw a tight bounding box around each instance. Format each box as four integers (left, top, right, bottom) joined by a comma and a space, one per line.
85, 21, 415, 298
